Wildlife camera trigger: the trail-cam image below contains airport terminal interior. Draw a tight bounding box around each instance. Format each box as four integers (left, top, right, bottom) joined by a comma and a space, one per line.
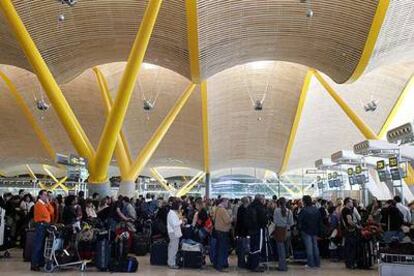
0, 0, 414, 275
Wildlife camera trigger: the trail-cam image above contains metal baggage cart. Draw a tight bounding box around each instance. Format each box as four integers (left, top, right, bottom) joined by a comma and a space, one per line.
379, 253, 414, 276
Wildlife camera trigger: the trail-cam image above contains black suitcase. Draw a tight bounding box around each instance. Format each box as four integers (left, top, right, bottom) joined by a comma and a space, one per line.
150, 240, 168, 266
23, 228, 35, 262
95, 238, 111, 271
177, 250, 203, 269
114, 234, 130, 261
132, 233, 148, 256
236, 237, 250, 268
357, 239, 374, 269
110, 256, 139, 272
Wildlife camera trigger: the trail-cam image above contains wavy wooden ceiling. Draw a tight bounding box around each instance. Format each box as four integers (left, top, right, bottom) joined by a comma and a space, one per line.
365, 0, 414, 73
198, 0, 377, 83
207, 61, 308, 172
1, 1, 414, 175
0, 0, 395, 84
0, 60, 413, 175
0, 0, 190, 83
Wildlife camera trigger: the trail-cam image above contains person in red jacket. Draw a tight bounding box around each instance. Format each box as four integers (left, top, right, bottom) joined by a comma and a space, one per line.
31, 189, 54, 271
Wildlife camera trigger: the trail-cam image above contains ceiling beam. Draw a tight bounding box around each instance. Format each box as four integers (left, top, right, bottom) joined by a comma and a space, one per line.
0, 70, 56, 160
279, 69, 314, 175
314, 71, 378, 140
378, 74, 414, 139
346, 0, 391, 83
185, 0, 201, 83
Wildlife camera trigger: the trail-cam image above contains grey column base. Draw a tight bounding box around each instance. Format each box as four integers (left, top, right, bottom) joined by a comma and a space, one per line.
118, 181, 137, 197
88, 181, 111, 197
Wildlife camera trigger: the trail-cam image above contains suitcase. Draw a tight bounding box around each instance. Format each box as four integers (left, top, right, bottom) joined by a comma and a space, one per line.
357, 239, 374, 269
236, 237, 250, 268
23, 228, 36, 262
182, 225, 195, 240
110, 256, 139, 272
95, 238, 111, 271
132, 233, 148, 256
292, 250, 307, 262
78, 240, 95, 260
150, 240, 168, 266
177, 250, 203, 269
177, 240, 204, 268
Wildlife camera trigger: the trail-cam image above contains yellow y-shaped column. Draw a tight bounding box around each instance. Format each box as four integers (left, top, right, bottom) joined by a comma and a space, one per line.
123, 83, 197, 195
0, 0, 164, 196
91, 0, 164, 188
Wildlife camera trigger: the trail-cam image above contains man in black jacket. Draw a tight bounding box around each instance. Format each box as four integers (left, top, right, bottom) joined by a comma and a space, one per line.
381, 200, 404, 243
245, 194, 267, 272
235, 197, 250, 268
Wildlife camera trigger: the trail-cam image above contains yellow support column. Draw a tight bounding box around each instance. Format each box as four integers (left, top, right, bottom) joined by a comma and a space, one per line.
179, 172, 206, 196
279, 70, 314, 175
0, 0, 94, 160
378, 75, 414, 139
93, 67, 132, 178
91, 0, 164, 185
125, 83, 197, 181
0, 71, 55, 160
346, 0, 390, 83
150, 168, 175, 193
177, 171, 205, 197
314, 71, 378, 140
377, 75, 414, 185
185, 0, 201, 83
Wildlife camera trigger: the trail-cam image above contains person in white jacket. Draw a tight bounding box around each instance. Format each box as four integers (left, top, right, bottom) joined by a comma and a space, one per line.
167, 199, 183, 269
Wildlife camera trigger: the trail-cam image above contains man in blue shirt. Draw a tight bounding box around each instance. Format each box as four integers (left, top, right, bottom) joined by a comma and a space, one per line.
298, 195, 322, 268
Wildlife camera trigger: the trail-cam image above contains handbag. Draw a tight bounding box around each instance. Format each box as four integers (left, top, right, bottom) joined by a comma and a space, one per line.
273, 227, 287, 242
272, 211, 290, 242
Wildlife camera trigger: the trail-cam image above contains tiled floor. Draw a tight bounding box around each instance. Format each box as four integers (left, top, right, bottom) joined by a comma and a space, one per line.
0, 249, 379, 276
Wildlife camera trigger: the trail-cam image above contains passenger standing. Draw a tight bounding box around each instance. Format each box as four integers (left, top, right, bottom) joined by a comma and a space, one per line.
380, 200, 404, 243
235, 197, 250, 268
213, 198, 232, 272
394, 196, 411, 224
273, 197, 294, 272
246, 194, 267, 272
297, 195, 321, 269
31, 190, 54, 271
341, 197, 359, 269
167, 199, 182, 269
409, 201, 414, 225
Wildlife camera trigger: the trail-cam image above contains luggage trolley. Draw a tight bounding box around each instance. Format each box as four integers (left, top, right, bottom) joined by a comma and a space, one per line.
379, 253, 414, 276
0, 207, 11, 258
43, 225, 90, 272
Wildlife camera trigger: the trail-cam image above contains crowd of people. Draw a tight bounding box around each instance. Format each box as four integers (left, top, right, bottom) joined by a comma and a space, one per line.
1, 189, 414, 272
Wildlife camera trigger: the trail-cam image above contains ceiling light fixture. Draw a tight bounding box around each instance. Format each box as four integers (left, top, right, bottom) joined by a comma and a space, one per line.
363, 99, 379, 112
301, 0, 314, 18
58, 0, 77, 7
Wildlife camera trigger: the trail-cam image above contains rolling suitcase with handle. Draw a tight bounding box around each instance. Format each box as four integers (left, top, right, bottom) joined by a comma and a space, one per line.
132, 233, 148, 256
23, 228, 36, 262
150, 240, 168, 265
95, 231, 111, 271
177, 241, 204, 269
